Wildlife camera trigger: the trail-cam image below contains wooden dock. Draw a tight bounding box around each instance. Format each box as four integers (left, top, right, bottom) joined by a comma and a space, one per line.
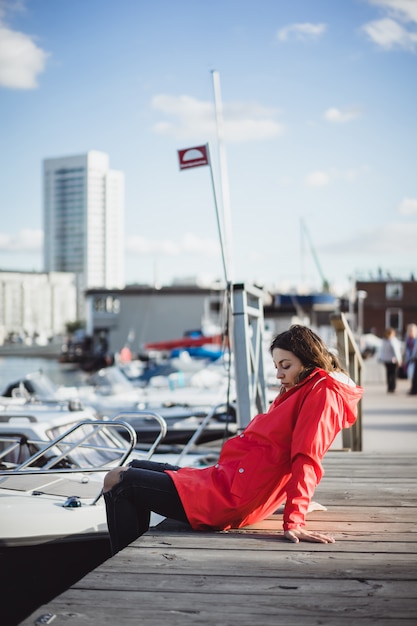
20, 448, 417, 626
16, 369, 417, 625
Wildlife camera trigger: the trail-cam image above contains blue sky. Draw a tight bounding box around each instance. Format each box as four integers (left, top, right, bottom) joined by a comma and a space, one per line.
0, 0, 416, 295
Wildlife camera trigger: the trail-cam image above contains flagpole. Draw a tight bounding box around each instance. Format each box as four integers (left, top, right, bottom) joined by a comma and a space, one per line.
205, 143, 229, 283
177, 144, 229, 284
211, 70, 234, 283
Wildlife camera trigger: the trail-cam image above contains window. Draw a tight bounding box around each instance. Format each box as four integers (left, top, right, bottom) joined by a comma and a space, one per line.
385, 308, 403, 332
94, 296, 120, 313
386, 283, 403, 300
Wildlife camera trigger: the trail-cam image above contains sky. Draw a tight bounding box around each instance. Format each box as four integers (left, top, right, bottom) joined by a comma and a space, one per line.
0, 0, 416, 296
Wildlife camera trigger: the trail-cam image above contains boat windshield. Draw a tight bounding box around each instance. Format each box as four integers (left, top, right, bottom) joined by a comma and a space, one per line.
87, 366, 133, 393
26, 373, 59, 397
48, 421, 128, 468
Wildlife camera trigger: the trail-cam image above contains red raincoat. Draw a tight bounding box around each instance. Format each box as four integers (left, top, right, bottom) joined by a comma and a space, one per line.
167, 368, 363, 531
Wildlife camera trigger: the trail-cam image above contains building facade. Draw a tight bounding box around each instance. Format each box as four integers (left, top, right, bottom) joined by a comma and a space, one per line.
43, 151, 125, 318
355, 279, 417, 339
84, 285, 226, 356
84, 284, 341, 358
0, 270, 77, 345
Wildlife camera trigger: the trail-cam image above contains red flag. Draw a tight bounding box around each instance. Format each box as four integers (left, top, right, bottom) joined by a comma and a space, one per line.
178, 145, 209, 170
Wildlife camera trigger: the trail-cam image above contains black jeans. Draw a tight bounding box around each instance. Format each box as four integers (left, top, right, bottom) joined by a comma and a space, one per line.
384, 362, 398, 392
104, 459, 190, 555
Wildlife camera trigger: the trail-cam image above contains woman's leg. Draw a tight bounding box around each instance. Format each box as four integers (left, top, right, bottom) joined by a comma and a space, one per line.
103, 465, 189, 555
384, 363, 390, 391
127, 459, 181, 472
386, 363, 396, 392
392, 363, 398, 391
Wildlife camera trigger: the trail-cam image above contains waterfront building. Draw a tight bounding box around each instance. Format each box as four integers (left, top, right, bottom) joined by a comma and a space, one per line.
84, 283, 341, 357
84, 284, 226, 356
0, 270, 77, 346
43, 151, 125, 317
354, 278, 417, 338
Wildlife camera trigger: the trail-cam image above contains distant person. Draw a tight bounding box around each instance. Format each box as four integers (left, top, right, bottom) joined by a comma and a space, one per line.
402, 323, 417, 381
119, 344, 132, 363
408, 337, 417, 396
378, 328, 403, 393
97, 332, 109, 357
103, 325, 363, 555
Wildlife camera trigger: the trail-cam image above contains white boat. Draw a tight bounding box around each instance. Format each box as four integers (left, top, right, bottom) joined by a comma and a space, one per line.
84, 362, 235, 416
1, 367, 238, 445
0, 396, 221, 548
0, 398, 164, 547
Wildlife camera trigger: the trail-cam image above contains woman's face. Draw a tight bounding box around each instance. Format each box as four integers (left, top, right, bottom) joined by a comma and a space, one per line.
272, 347, 304, 391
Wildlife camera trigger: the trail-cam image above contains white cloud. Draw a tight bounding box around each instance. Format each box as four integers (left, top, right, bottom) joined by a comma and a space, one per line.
362, 17, 417, 50
320, 222, 417, 256
367, 0, 417, 23
0, 24, 48, 88
305, 171, 331, 187
181, 232, 219, 255
151, 94, 284, 142
324, 106, 362, 123
0, 1, 26, 21
277, 22, 327, 42
363, 0, 417, 51
343, 167, 368, 182
397, 197, 417, 215
125, 235, 179, 256
152, 94, 214, 138
0, 228, 43, 251
305, 166, 367, 187
126, 232, 218, 257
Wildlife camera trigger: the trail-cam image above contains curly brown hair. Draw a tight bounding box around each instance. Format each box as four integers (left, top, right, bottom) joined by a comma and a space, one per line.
270, 324, 343, 383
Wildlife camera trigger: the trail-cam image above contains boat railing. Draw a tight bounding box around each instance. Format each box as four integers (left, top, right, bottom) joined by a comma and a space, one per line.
175, 401, 234, 465
0, 396, 87, 413
0, 410, 168, 477
110, 411, 168, 458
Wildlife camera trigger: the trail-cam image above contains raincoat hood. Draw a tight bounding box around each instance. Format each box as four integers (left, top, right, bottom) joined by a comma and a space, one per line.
314, 368, 362, 429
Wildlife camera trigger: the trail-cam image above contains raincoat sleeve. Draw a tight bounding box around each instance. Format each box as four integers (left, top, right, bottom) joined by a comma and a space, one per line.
282, 381, 344, 530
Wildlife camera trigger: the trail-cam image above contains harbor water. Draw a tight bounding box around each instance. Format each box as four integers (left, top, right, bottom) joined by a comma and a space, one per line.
0, 356, 87, 392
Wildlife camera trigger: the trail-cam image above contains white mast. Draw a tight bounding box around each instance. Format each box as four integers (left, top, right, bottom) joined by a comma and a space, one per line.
210, 72, 267, 427
211, 70, 234, 283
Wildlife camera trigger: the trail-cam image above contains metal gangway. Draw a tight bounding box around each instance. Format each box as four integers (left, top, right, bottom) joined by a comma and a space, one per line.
231, 283, 268, 430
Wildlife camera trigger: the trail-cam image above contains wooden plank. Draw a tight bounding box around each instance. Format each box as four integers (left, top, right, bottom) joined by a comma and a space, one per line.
72, 571, 417, 597
126, 533, 417, 551
242, 520, 417, 532
23, 589, 417, 625
95, 543, 417, 580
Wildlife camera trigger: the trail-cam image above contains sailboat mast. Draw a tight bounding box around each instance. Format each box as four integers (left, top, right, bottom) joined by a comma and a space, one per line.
211, 70, 234, 283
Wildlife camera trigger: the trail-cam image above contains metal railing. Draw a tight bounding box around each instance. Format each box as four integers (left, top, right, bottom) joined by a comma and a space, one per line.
232, 283, 267, 429
0, 410, 168, 477
330, 312, 363, 451
174, 402, 235, 464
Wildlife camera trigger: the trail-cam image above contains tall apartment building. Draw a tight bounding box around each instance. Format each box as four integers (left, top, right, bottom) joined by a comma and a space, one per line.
43, 151, 125, 310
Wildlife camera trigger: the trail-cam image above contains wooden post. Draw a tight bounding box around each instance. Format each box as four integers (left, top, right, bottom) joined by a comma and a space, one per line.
330, 312, 363, 451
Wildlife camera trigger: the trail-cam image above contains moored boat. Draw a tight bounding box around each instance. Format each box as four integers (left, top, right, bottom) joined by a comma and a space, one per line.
1, 367, 237, 445
0, 400, 166, 547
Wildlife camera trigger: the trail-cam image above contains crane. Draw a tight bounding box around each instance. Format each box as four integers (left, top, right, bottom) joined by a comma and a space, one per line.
300, 218, 330, 293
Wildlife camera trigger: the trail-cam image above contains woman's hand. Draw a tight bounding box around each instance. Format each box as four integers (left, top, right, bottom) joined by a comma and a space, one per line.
284, 529, 335, 544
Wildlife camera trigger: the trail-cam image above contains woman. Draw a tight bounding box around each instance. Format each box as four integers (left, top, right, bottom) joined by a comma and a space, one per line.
378, 327, 403, 393
104, 325, 363, 554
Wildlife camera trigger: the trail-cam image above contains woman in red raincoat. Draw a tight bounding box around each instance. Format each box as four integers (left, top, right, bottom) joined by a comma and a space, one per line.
104, 325, 363, 554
